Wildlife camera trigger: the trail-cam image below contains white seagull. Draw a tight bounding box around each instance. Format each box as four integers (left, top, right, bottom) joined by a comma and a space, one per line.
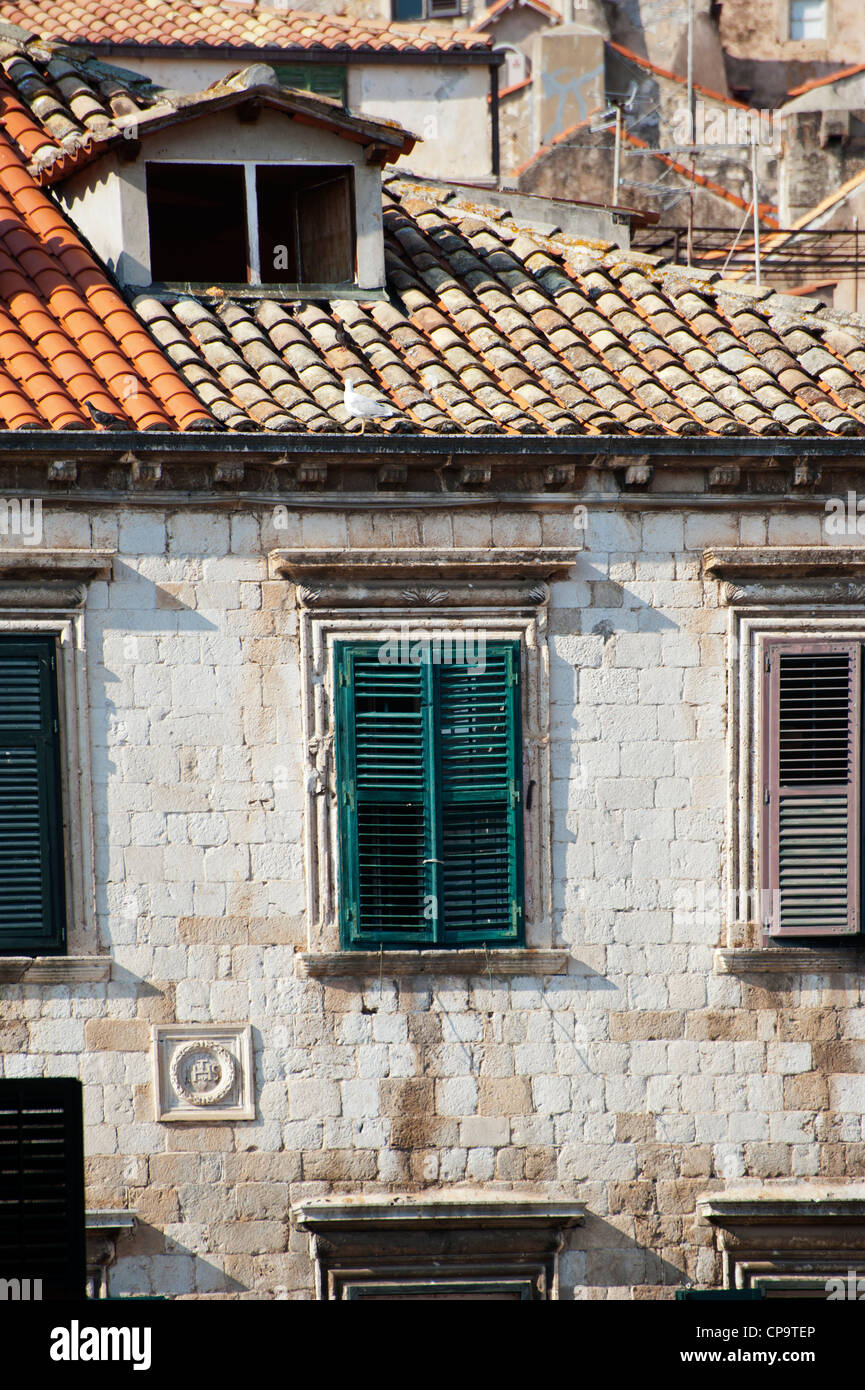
343, 376, 398, 434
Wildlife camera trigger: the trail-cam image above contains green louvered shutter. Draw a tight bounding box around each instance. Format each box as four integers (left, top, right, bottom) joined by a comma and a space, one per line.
438, 647, 522, 944
336, 645, 434, 947
273, 63, 347, 104
763, 640, 860, 937
335, 640, 523, 948
0, 637, 65, 953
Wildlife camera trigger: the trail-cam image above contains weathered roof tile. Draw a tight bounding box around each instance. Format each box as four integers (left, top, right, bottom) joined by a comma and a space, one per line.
0, 26, 865, 440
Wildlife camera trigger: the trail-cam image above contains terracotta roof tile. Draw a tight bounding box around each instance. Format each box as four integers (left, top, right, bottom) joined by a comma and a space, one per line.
0, 0, 490, 56
0, 122, 211, 429
0, 28, 862, 438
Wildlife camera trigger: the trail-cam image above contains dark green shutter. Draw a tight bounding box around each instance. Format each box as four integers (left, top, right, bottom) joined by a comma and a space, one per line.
0, 637, 65, 953
0, 1078, 86, 1299
336, 640, 523, 948
763, 640, 860, 936
438, 648, 522, 943
272, 64, 347, 104
337, 647, 433, 947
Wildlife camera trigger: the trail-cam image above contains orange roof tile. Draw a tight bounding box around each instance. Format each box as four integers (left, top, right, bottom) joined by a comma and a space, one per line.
0, 1, 491, 55
0, 30, 858, 439
0, 126, 213, 429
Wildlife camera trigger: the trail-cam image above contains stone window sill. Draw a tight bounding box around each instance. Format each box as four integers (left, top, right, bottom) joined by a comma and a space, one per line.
0, 956, 110, 984
297, 949, 569, 978
715, 947, 865, 975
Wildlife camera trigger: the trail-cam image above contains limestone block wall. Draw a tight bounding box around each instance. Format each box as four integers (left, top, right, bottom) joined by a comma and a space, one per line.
0, 497, 859, 1299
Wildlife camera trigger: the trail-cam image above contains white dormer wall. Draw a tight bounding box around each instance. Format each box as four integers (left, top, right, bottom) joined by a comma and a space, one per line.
57, 108, 387, 290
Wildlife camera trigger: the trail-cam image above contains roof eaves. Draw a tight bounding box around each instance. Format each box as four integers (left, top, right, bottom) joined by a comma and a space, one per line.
34, 79, 417, 184
469, 0, 561, 32
75, 39, 498, 63
787, 62, 865, 98
3, 431, 865, 458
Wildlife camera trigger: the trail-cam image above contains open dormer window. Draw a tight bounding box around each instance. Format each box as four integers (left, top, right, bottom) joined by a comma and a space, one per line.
146, 161, 356, 288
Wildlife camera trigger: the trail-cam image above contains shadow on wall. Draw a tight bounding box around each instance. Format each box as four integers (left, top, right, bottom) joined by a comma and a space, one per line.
563, 1211, 697, 1292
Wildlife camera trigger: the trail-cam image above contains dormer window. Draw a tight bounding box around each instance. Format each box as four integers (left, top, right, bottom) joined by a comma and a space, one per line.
145, 161, 356, 288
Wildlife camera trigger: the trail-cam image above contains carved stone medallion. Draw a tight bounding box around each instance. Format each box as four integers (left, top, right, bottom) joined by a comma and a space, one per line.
168, 1041, 236, 1107
152, 1024, 254, 1122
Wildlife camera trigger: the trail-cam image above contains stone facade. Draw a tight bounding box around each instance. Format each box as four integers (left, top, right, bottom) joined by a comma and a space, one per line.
4, 484, 865, 1298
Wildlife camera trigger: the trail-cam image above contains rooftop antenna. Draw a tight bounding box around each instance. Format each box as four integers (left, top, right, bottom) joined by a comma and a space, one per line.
686, 0, 695, 267
591, 83, 638, 206
751, 135, 762, 287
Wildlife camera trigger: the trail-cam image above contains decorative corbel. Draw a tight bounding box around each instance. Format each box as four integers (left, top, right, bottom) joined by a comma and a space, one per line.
543, 464, 576, 490
622, 461, 653, 488
377, 463, 407, 488
214, 462, 245, 485
123, 453, 162, 488
792, 460, 822, 489
458, 464, 491, 488
708, 464, 741, 489
296, 463, 328, 486
47, 460, 78, 483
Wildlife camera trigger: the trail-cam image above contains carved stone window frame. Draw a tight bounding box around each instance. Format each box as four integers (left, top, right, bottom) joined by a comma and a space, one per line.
86, 1209, 136, 1299
270, 549, 579, 964
698, 1190, 865, 1293
705, 548, 865, 968
0, 550, 113, 959
292, 1194, 586, 1301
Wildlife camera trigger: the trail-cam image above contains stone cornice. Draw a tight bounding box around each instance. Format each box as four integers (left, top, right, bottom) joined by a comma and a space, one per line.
293, 1194, 587, 1231
703, 547, 865, 580
269, 547, 580, 583
0, 549, 114, 582
715, 947, 865, 974
298, 949, 569, 978
0, 956, 110, 984
699, 1190, 865, 1225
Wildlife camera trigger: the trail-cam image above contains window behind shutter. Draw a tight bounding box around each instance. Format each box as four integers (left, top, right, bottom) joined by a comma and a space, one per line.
336, 640, 523, 947
763, 640, 860, 937
0, 1078, 86, 1299
0, 637, 65, 953
438, 647, 522, 943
